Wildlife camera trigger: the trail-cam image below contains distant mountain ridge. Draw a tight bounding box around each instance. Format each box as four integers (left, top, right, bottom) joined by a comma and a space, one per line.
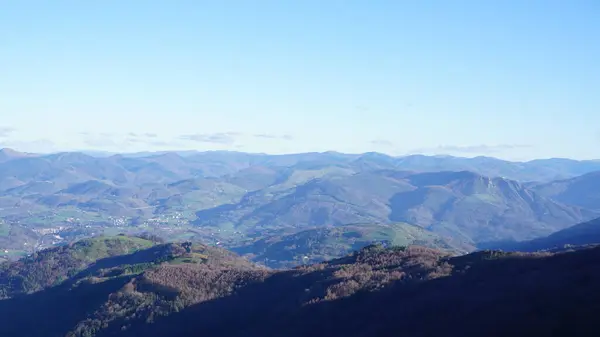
531, 171, 600, 210
3, 147, 600, 181
196, 169, 596, 245
2, 148, 600, 267
488, 217, 600, 252
0, 148, 36, 163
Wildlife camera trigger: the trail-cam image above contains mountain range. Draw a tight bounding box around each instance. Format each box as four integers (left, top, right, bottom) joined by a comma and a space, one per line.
2, 148, 600, 267
3, 146, 600, 336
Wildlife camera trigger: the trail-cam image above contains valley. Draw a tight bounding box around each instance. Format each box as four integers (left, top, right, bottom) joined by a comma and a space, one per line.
2, 148, 600, 267
3, 149, 600, 336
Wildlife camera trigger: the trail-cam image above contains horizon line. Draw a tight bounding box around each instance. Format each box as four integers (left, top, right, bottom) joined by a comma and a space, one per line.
1, 147, 598, 164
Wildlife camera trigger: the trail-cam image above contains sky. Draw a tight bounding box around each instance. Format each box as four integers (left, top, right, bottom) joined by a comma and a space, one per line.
1, 0, 599, 161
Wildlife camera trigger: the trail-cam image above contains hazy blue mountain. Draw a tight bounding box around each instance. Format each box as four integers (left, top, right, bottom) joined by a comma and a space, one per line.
530, 171, 600, 210
0, 148, 37, 163
195, 170, 596, 246
352, 154, 600, 182
2, 149, 600, 264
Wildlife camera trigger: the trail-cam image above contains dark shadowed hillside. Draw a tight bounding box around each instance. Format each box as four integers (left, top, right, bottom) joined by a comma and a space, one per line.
2, 236, 600, 337
91, 244, 600, 337
0, 236, 263, 337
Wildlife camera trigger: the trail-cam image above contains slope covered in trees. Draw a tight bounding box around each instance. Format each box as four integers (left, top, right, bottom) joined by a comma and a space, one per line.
1, 236, 600, 337
0, 236, 154, 298
0, 236, 263, 337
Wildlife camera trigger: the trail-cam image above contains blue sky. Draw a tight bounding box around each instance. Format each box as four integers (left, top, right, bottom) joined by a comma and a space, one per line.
1, 0, 599, 160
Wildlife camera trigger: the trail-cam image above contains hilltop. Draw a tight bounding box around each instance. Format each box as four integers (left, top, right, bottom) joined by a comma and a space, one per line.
0, 148, 35, 163
0, 235, 258, 299
0, 235, 154, 298
0, 235, 264, 337
232, 222, 474, 268
1, 236, 600, 337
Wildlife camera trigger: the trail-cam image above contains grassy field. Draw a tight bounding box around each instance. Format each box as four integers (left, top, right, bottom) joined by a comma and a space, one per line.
70, 236, 154, 262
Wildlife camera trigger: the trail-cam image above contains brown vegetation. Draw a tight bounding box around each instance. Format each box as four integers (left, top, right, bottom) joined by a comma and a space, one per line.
2, 239, 600, 337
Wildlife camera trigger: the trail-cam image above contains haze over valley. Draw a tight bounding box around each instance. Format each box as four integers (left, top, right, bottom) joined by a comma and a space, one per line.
2, 148, 600, 268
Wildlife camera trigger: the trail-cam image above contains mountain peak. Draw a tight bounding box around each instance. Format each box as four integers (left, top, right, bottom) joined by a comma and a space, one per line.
0, 148, 29, 162
46, 151, 96, 163
0, 147, 22, 155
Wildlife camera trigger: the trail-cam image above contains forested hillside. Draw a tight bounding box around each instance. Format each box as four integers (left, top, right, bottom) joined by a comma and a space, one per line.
1, 236, 600, 337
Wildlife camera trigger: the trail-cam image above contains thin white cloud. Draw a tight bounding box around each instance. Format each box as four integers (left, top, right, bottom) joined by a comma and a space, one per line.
0, 139, 57, 153
79, 132, 184, 149
179, 132, 239, 145
83, 137, 120, 147
0, 126, 16, 138
254, 133, 293, 140
410, 144, 533, 154
370, 139, 393, 147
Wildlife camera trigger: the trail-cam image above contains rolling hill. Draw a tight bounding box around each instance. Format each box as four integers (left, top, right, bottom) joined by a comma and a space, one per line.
0, 235, 155, 298
1, 236, 600, 337
2, 148, 600, 266
0, 235, 265, 337
232, 222, 474, 268
196, 170, 596, 245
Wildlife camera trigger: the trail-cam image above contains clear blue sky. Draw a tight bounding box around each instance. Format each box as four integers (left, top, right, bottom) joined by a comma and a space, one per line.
1, 0, 598, 160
